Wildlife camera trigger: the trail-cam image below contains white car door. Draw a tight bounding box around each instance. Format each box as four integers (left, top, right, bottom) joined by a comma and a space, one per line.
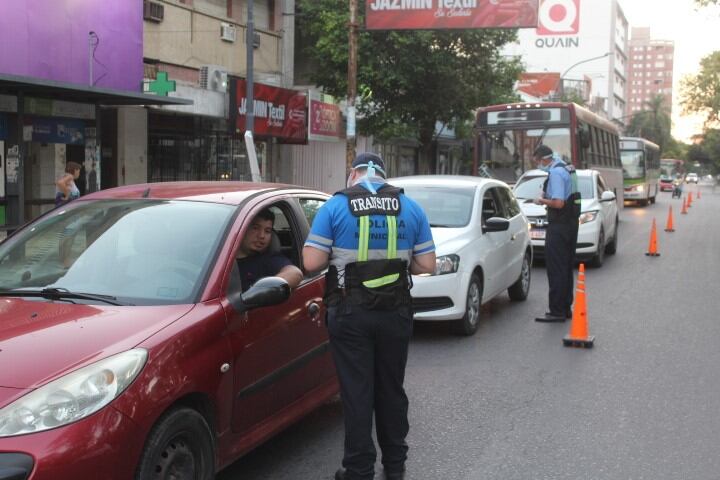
495, 186, 528, 288
597, 174, 617, 239
480, 186, 512, 298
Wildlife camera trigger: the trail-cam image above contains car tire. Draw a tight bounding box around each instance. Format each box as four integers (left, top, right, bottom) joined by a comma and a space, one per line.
454, 273, 482, 336
508, 250, 531, 301
605, 219, 618, 255
589, 227, 605, 268
135, 407, 215, 480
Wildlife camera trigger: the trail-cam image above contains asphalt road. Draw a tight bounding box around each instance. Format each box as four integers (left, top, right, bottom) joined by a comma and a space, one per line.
219, 185, 720, 480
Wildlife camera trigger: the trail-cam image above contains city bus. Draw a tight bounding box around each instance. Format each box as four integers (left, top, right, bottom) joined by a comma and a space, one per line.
619, 137, 660, 205
659, 158, 684, 192
474, 102, 624, 205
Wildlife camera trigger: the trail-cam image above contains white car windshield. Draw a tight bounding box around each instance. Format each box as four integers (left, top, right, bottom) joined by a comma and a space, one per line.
0, 200, 235, 305
401, 186, 475, 227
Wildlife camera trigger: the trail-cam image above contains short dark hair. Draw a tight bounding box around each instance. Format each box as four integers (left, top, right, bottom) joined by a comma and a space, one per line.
254, 208, 275, 224
65, 161, 82, 174
533, 144, 553, 159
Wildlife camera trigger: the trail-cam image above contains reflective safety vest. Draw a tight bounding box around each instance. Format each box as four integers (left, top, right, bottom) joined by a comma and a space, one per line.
324, 183, 412, 311
543, 163, 581, 225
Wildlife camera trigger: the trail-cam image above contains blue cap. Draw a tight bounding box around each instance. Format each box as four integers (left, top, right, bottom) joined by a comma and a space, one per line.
352, 152, 386, 178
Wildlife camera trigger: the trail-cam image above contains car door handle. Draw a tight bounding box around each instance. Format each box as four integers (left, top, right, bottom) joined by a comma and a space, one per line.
511, 233, 517, 241
308, 302, 320, 320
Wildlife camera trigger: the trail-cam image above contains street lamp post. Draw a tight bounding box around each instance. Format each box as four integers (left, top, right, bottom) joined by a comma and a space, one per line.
555, 52, 611, 101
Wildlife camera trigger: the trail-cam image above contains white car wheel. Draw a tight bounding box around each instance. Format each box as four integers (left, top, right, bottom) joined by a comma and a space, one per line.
454, 273, 482, 336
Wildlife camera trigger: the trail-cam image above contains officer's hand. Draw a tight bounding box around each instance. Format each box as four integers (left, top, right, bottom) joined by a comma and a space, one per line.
533, 197, 543, 205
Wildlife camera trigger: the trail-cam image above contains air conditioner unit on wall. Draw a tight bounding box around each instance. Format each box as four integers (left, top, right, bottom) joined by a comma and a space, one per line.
143, 0, 164, 22
199, 65, 228, 92
220, 23, 237, 43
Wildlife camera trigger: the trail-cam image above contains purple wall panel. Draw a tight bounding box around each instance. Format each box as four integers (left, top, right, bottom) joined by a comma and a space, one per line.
0, 0, 143, 92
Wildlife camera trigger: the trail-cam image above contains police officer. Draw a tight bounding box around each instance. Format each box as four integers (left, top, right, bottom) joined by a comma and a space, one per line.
532, 144, 581, 322
303, 153, 435, 480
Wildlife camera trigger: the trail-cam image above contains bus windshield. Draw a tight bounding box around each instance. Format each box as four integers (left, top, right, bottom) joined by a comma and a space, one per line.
478, 127, 572, 184
621, 150, 644, 179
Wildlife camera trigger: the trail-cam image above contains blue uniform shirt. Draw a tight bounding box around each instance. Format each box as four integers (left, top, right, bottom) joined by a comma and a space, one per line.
545, 157, 572, 201
305, 181, 435, 274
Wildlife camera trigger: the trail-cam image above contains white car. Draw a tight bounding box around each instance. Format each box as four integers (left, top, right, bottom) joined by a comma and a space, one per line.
390, 176, 532, 336
685, 172, 699, 184
512, 169, 619, 268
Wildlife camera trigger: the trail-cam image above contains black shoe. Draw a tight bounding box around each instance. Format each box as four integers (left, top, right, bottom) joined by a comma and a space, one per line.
535, 312, 567, 322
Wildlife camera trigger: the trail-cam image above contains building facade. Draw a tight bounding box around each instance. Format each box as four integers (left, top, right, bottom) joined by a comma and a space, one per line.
625, 27, 675, 119
504, 0, 629, 123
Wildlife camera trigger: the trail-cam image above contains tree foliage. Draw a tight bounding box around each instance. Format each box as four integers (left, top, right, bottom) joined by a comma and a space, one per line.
681, 51, 720, 127
687, 129, 720, 174
296, 0, 522, 153
625, 94, 672, 154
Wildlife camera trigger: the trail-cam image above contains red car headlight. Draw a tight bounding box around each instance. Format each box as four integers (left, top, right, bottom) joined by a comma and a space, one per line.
0, 349, 147, 437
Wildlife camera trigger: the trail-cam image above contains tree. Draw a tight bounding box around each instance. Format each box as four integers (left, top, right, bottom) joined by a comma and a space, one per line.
681, 51, 720, 127
296, 0, 522, 170
625, 94, 672, 154
662, 137, 689, 161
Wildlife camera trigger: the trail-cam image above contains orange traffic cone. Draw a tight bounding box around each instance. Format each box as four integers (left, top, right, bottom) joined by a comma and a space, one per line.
664, 205, 675, 232
564, 263, 594, 348
681, 196, 688, 214
688, 191, 693, 207
645, 217, 660, 257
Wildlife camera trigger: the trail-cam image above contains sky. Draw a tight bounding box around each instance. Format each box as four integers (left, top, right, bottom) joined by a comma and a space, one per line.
619, 0, 720, 142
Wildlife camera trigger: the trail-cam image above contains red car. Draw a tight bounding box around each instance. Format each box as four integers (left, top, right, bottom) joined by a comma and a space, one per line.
0, 182, 337, 479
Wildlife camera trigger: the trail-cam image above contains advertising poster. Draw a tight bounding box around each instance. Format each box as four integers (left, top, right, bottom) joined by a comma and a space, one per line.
365, 0, 539, 30
232, 79, 308, 144
308, 91, 344, 143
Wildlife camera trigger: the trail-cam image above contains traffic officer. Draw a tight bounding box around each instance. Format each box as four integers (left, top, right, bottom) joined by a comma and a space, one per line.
532, 144, 581, 322
302, 152, 436, 480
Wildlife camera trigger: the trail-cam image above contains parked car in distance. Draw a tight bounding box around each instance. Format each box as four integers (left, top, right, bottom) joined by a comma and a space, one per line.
0, 182, 337, 479
512, 169, 619, 268
685, 172, 699, 184
389, 176, 532, 336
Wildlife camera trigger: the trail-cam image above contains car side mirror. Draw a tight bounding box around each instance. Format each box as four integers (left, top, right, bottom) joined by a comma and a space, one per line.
483, 217, 510, 233
600, 191, 616, 202
229, 276, 291, 312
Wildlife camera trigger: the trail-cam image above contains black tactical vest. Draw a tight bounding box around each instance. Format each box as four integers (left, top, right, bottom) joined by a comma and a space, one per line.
543, 163, 581, 225
324, 183, 412, 311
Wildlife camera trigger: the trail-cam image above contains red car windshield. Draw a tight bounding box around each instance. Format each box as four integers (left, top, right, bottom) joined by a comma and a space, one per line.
0, 200, 235, 305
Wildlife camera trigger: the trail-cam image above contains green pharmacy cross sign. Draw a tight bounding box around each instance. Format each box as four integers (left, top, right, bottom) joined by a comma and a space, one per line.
147, 72, 176, 96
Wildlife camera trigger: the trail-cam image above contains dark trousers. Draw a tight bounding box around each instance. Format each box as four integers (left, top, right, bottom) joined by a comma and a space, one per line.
545, 222, 578, 316
327, 304, 413, 480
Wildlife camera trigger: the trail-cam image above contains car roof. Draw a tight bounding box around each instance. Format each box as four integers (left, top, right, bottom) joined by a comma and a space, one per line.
81, 181, 321, 205
388, 175, 509, 189
517, 168, 596, 180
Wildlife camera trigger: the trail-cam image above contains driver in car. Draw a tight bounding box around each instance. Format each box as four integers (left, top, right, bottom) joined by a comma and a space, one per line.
236, 209, 303, 292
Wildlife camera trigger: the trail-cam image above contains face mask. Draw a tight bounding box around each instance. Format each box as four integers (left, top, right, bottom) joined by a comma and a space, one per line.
539, 163, 551, 172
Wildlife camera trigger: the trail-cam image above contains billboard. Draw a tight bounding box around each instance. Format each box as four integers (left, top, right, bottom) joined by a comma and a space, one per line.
536, 0, 580, 35
0, 0, 143, 92
365, 0, 539, 30
309, 91, 344, 143
232, 79, 308, 144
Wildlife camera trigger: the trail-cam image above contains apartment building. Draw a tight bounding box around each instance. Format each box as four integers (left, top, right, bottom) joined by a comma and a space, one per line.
625, 27, 675, 118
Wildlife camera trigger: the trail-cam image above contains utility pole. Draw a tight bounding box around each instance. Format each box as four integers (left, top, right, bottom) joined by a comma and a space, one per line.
245, 0, 262, 182
346, 0, 358, 171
